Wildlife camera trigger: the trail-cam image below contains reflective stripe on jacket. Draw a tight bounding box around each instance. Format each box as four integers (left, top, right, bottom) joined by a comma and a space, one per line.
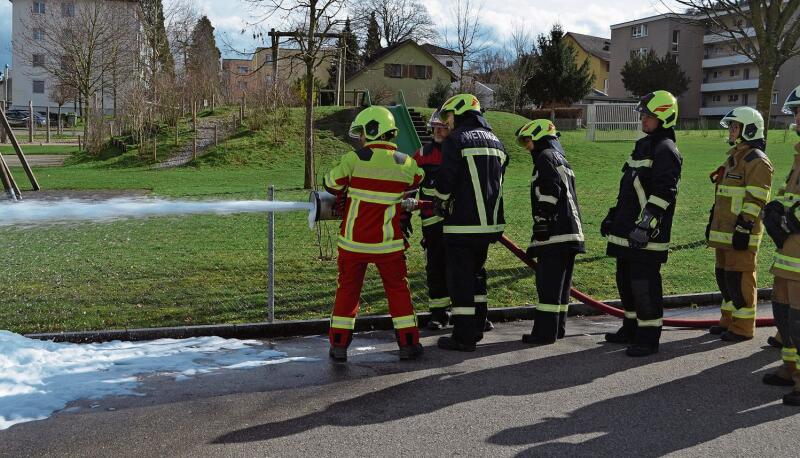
324, 141, 424, 254
771, 143, 800, 281
707, 142, 773, 251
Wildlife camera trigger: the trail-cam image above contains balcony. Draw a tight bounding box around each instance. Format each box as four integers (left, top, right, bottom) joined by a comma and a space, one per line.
701, 79, 759, 92
702, 54, 752, 68
704, 28, 756, 44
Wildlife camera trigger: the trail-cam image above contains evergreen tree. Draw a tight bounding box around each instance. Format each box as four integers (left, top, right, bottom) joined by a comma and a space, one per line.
140, 0, 174, 77
187, 16, 222, 100
526, 25, 594, 107
328, 19, 361, 88
363, 12, 382, 64
621, 50, 691, 98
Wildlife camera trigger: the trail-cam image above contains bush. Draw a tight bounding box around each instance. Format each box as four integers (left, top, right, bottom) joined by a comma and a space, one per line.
427, 79, 451, 109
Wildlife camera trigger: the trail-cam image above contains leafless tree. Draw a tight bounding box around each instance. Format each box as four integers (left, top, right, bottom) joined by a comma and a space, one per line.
496, 23, 535, 113
444, 0, 487, 92
350, 0, 438, 46
14, 0, 139, 148
243, 0, 346, 189
166, 0, 202, 78
666, 1, 800, 131
48, 80, 77, 134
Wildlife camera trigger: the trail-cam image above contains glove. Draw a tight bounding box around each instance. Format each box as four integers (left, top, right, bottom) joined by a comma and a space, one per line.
333, 192, 347, 218
400, 211, 413, 239
709, 166, 725, 184
731, 215, 754, 251
705, 205, 714, 241
532, 215, 552, 241
433, 196, 453, 218
600, 207, 616, 237
525, 246, 536, 260
762, 201, 789, 249
628, 208, 659, 249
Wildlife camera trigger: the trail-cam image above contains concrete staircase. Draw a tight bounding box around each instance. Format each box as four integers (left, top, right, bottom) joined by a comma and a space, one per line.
407, 108, 431, 147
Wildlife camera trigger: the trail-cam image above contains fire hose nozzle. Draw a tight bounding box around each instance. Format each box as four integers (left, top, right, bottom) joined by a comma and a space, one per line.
400, 199, 433, 212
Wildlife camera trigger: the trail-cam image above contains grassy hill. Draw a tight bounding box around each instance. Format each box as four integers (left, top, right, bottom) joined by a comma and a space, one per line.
1, 105, 797, 333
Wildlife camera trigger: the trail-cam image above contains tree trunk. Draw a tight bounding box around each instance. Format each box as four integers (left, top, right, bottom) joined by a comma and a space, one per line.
756, 62, 777, 137
304, 64, 315, 189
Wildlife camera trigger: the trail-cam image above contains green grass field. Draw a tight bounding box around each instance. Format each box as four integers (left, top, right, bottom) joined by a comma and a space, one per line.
1, 106, 797, 334
0, 144, 79, 155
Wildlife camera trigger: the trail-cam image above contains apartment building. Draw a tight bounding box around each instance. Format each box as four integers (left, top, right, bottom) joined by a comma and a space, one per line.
9, 0, 140, 113
609, 11, 800, 122
221, 59, 259, 102
609, 13, 705, 119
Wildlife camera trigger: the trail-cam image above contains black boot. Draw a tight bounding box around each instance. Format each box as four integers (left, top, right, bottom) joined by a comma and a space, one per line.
437, 336, 476, 352
763, 372, 795, 387
767, 335, 782, 349
708, 325, 726, 335
626, 326, 661, 357
605, 318, 637, 344
328, 346, 347, 362
720, 330, 752, 342
427, 310, 451, 330
484, 319, 494, 332
523, 309, 558, 345
782, 391, 800, 406
439, 315, 477, 352
557, 311, 567, 339
398, 344, 424, 360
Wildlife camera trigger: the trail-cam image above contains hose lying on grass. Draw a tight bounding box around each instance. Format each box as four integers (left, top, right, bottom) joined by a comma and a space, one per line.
499, 235, 775, 328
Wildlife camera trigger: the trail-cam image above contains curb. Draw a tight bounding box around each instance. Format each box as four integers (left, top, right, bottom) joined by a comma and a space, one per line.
25, 288, 773, 344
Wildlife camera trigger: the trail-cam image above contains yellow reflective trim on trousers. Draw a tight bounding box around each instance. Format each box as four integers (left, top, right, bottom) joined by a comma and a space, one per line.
466, 156, 488, 226
337, 237, 405, 254
348, 188, 402, 204
708, 230, 761, 247
537, 303, 561, 313
732, 307, 756, 319
741, 202, 761, 217
627, 158, 653, 168
444, 224, 505, 234
782, 347, 798, 363
462, 147, 507, 162
716, 185, 746, 197
607, 235, 669, 251
746, 186, 770, 201
624, 311, 637, 319
392, 315, 417, 329
559, 303, 569, 313
330, 315, 356, 330
429, 297, 450, 309
633, 176, 647, 211
638, 318, 663, 327
344, 198, 360, 240
720, 301, 736, 312
648, 195, 670, 210
474, 295, 488, 303
452, 307, 475, 316
772, 254, 800, 273
422, 215, 444, 227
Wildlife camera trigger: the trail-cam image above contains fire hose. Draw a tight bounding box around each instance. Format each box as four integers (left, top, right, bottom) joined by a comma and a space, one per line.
498, 235, 775, 328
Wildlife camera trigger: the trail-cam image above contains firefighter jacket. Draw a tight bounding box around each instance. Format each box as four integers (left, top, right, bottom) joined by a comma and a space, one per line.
324, 141, 424, 255
434, 114, 508, 242
413, 141, 444, 229
771, 143, 800, 281
606, 128, 682, 263
528, 138, 586, 256
707, 141, 773, 251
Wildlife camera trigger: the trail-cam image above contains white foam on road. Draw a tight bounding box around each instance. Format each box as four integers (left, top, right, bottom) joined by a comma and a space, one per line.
0, 198, 314, 227
0, 331, 315, 430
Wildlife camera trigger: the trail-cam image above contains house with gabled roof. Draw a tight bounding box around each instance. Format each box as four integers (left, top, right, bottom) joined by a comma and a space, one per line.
565, 32, 612, 95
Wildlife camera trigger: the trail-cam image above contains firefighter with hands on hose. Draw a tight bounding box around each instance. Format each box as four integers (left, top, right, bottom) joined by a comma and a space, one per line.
706, 107, 773, 342
601, 90, 683, 357
431, 94, 508, 352
323, 106, 425, 362
515, 119, 585, 344
761, 84, 800, 405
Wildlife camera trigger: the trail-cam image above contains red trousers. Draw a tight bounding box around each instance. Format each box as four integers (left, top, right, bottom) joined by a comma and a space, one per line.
329, 249, 419, 348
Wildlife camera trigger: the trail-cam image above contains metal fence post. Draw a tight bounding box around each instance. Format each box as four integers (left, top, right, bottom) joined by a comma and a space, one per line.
268, 185, 276, 323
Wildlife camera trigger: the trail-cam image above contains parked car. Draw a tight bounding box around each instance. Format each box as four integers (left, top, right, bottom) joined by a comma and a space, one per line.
4, 109, 47, 128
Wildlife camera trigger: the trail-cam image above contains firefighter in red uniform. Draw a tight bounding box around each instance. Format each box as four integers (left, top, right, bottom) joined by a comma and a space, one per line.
324, 106, 425, 362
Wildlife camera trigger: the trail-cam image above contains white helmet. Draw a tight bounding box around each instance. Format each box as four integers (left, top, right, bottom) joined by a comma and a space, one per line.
427, 109, 448, 131
783, 85, 800, 115
721, 106, 764, 142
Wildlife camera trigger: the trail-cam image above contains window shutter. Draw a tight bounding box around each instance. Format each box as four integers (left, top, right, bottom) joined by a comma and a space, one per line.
426, 66, 432, 79
404, 64, 412, 78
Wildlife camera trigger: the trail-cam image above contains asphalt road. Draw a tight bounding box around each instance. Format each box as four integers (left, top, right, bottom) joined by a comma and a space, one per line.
1, 314, 795, 457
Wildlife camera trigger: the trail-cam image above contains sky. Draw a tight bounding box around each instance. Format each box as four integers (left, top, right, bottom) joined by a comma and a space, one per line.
0, 0, 676, 75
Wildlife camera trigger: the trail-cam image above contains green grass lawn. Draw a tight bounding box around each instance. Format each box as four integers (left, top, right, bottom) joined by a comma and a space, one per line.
0, 144, 79, 155
1, 105, 797, 334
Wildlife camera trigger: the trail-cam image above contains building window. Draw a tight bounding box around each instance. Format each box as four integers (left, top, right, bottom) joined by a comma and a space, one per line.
671, 30, 679, 53
728, 94, 739, 102
631, 48, 649, 58
730, 69, 740, 77
712, 71, 719, 78
603, 78, 609, 94
33, 28, 44, 41
712, 95, 722, 102
62, 2, 75, 17
385, 63, 403, 78
743, 94, 749, 105
33, 1, 46, 14
32, 54, 45, 67
33, 80, 45, 94
414, 65, 429, 79
237, 66, 249, 74
743, 68, 750, 79
237, 81, 248, 90
446, 60, 453, 68
631, 24, 648, 38
773, 91, 779, 105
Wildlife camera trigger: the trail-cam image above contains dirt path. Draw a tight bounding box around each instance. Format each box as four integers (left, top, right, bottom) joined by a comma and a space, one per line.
154, 118, 232, 169
2, 154, 69, 167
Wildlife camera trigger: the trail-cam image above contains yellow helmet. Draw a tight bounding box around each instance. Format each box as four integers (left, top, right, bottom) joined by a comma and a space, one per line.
439, 93, 481, 116
634, 90, 679, 129
348, 106, 398, 141
515, 119, 559, 147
